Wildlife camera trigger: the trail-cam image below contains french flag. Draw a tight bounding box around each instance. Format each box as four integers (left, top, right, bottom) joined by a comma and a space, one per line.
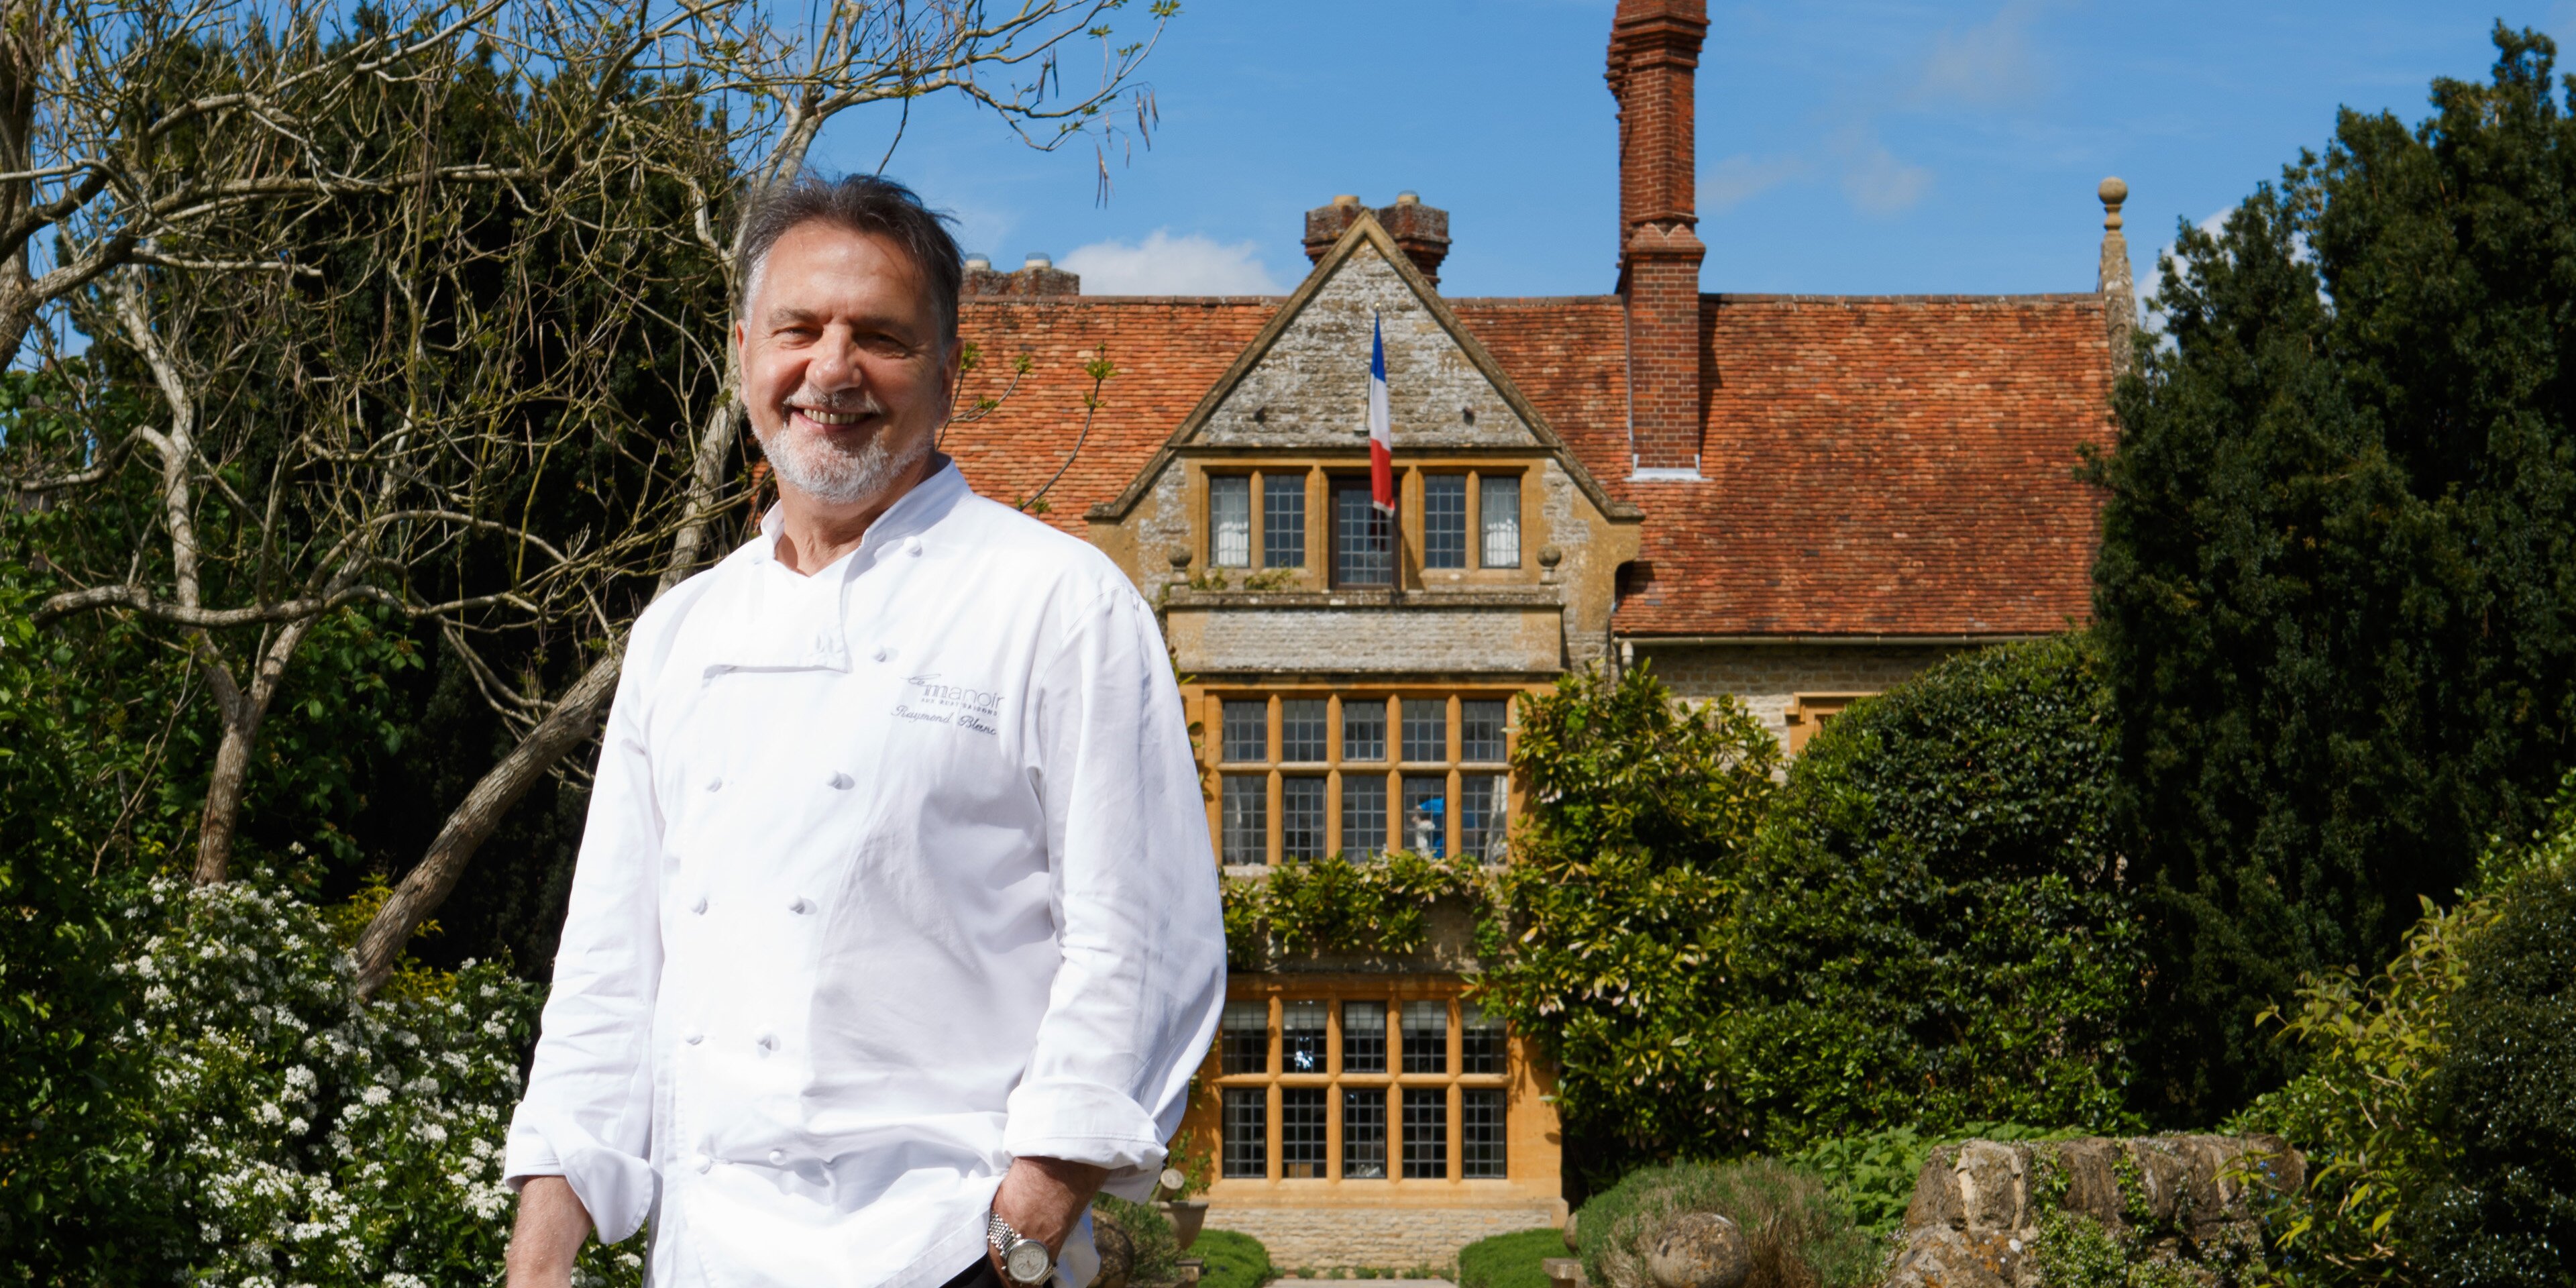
1368, 314, 1393, 514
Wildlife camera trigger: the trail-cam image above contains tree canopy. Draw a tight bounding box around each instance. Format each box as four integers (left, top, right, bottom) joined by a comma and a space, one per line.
2093, 23, 2576, 1124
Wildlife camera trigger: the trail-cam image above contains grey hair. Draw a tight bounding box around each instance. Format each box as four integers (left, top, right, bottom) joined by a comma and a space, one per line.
735, 172, 963, 343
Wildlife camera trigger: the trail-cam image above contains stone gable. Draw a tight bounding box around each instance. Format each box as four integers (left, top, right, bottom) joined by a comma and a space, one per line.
1195, 240, 1540, 451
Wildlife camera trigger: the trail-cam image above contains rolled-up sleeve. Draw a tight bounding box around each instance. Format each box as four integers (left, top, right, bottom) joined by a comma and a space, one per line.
1007, 586, 1226, 1197
503, 639, 667, 1243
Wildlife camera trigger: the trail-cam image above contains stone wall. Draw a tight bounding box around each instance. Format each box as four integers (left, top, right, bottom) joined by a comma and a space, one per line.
1886, 1136, 2304, 1288
1205, 1200, 1563, 1272
1630, 642, 1970, 755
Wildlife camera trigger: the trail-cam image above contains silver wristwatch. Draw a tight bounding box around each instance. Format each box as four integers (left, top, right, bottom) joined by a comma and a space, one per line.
987, 1213, 1054, 1286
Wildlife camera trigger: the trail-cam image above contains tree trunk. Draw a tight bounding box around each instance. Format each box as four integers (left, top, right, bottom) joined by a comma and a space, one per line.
352, 645, 622, 995
193, 706, 260, 883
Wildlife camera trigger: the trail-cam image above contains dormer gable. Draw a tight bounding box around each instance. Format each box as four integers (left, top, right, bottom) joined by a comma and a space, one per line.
1088, 211, 1637, 525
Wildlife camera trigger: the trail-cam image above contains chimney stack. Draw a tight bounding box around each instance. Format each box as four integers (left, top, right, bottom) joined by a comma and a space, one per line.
1608, 0, 1709, 479
1303, 191, 1452, 286
964, 251, 1080, 297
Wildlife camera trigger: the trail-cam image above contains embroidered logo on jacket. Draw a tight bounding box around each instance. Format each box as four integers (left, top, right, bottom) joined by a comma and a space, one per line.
897, 674, 1003, 736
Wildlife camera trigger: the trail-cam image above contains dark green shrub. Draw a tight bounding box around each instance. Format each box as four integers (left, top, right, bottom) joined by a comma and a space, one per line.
1477, 661, 1781, 1184
1456, 1228, 1566, 1288
1193, 1229, 1276, 1288
1725, 637, 2144, 1149
2092, 27, 2576, 1124
1575, 1159, 1875, 1288
2412, 857, 2576, 1285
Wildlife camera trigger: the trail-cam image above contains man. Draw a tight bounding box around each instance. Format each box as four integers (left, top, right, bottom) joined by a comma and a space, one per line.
500, 174, 1226, 1288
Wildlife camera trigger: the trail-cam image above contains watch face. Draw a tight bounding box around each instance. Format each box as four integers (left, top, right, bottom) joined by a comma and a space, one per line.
1005, 1240, 1053, 1285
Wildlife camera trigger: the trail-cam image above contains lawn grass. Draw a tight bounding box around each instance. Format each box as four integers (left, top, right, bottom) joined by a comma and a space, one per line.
1195, 1228, 1277, 1288
1456, 1227, 1565, 1288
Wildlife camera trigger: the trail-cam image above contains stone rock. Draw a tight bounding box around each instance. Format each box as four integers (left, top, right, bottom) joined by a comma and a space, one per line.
1644, 1212, 1747, 1288
1882, 1226, 2015, 1288
1542, 1256, 1587, 1288
1562, 1212, 1580, 1252
1087, 1215, 1135, 1288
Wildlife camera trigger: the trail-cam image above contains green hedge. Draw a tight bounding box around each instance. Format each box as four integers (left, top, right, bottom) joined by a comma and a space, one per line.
2414, 853, 2576, 1283
1193, 1229, 1275, 1288
1456, 1228, 1565, 1288
1725, 637, 2145, 1149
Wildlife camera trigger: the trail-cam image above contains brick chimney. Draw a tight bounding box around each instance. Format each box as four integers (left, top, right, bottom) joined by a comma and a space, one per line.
1608, 0, 1708, 479
1304, 192, 1452, 286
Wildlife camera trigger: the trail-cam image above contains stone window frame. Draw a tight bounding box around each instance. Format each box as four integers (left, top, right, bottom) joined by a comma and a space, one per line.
1189, 459, 1538, 590
1205, 689, 1523, 870
1210, 990, 1512, 1185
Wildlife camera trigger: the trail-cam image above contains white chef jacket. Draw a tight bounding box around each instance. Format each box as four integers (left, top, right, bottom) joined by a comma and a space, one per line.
504, 460, 1226, 1288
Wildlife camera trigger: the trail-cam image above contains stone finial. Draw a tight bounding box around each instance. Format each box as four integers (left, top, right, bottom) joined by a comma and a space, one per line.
2098, 176, 2136, 377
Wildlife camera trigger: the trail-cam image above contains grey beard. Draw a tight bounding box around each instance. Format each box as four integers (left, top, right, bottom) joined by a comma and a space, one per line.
755, 407, 930, 507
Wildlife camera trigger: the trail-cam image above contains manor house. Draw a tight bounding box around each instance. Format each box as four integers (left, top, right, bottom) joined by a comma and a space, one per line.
937, 0, 2127, 1267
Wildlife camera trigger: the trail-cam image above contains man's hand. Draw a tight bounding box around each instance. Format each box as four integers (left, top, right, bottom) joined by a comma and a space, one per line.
989, 1155, 1111, 1275
506, 1176, 594, 1288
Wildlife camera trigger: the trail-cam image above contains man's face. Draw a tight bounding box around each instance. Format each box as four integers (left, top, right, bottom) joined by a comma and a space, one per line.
736, 222, 959, 509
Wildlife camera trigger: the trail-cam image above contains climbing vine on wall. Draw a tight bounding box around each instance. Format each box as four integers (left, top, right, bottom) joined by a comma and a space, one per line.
1219, 851, 1493, 970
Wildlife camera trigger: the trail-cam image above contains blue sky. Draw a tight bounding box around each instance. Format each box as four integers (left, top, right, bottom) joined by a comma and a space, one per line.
808, 1, 2576, 301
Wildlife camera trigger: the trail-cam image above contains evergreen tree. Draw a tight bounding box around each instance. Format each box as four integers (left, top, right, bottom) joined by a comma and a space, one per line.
2094, 25, 2576, 1124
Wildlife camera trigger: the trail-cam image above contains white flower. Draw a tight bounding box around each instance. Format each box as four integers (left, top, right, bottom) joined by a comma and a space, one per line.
286, 1117, 308, 1134
256, 1102, 285, 1126
418, 1122, 449, 1144
361, 1085, 392, 1106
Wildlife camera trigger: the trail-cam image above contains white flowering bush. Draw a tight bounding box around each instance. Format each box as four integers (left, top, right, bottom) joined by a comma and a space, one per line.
113, 873, 643, 1287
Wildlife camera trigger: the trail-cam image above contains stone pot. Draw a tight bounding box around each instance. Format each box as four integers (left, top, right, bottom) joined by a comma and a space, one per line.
1163, 1199, 1210, 1252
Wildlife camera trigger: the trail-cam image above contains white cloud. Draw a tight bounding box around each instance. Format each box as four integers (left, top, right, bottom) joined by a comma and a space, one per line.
1060, 230, 1286, 295
1703, 153, 1813, 212
1913, 0, 2054, 107
1832, 125, 1935, 217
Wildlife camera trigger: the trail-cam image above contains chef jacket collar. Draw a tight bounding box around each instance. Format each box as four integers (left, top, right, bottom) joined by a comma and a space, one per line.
702, 455, 968, 675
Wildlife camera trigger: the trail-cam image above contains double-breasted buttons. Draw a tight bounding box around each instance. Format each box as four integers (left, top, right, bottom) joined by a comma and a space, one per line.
684, 1030, 704, 1044
789, 896, 813, 914
757, 1032, 778, 1052
691, 895, 709, 915
828, 771, 854, 790
692, 1152, 713, 1173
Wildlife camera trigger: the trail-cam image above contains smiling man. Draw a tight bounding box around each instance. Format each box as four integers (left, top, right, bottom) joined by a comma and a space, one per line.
498, 174, 1226, 1288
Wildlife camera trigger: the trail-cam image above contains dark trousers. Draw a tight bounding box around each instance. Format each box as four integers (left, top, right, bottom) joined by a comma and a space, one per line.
939, 1256, 1005, 1288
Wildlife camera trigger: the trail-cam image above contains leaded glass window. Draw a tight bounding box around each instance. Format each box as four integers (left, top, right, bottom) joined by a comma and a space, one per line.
1333, 479, 1391, 587
1462, 1089, 1505, 1177
1264, 474, 1306, 569
1222, 1002, 1269, 1075
1221, 776, 1267, 865
1424, 475, 1467, 569
1281, 1088, 1328, 1178
1461, 700, 1507, 763
1480, 474, 1521, 568
1341, 1001, 1387, 1073
1342, 700, 1387, 763
1223, 1088, 1267, 1177
1281, 777, 1326, 861
1341, 775, 1387, 856
1222, 700, 1268, 763
1402, 1000, 1448, 1075
1402, 776, 1446, 857
1281, 699, 1328, 763
1211, 476, 1250, 568
1460, 774, 1508, 862
1402, 1088, 1448, 1179
1343, 1089, 1387, 1179
1401, 699, 1446, 763
1462, 1003, 1506, 1075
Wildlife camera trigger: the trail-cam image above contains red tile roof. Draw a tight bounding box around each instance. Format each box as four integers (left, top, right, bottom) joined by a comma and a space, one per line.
950, 289, 2112, 636
949, 297, 1279, 531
